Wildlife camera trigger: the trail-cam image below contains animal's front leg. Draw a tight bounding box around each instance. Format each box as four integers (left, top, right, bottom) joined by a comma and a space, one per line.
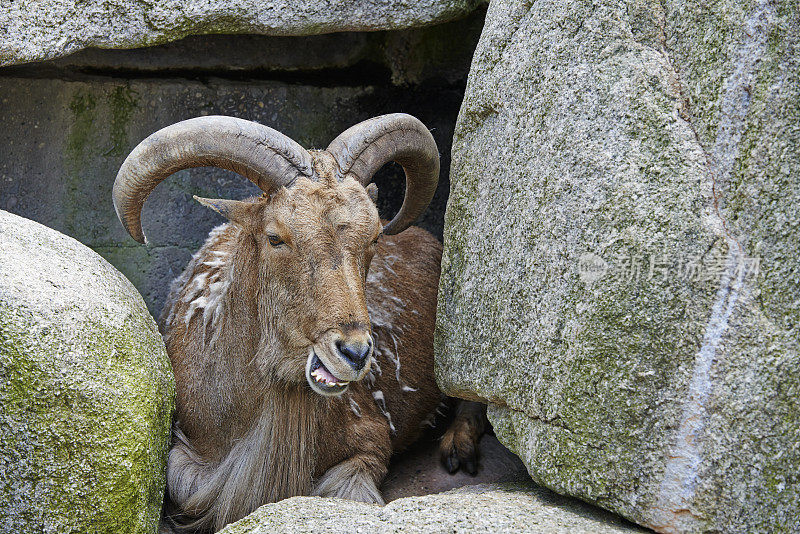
311, 454, 387, 505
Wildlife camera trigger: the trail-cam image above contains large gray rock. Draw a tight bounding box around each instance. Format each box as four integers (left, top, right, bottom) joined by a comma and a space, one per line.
436, 0, 799, 532
218, 481, 647, 533
0, 0, 485, 67
0, 210, 174, 533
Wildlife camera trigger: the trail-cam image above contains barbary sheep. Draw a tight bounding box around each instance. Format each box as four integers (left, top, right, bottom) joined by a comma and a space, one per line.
113, 114, 485, 532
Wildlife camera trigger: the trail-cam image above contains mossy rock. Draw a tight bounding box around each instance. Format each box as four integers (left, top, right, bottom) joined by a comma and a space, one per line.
436, 0, 799, 532
0, 210, 174, 533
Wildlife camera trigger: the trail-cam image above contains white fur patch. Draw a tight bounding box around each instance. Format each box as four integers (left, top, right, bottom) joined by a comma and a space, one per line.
202, 258, 227, 268
365, 355, 382, 388
170, 226, 236, 344
184, 296, 207, 326
348, 395, 362, 418
163, 223, 231, 333
371, 390, 396, 434
202, 273, 233, 343
183, 272, 209, 303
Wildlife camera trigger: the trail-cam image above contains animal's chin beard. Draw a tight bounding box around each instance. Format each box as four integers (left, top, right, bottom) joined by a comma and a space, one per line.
305, 350, 350, 397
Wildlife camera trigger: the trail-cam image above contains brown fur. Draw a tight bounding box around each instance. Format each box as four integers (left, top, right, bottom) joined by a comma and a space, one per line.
158, 156, 463, 531
439, 401, 487, 475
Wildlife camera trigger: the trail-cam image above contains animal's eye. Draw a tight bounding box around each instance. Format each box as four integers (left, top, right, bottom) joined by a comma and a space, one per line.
267, 235, 284, 247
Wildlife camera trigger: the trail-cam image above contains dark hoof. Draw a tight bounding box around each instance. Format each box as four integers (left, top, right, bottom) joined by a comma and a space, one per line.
463, 458, 477, 476
443, 454, 460, 474
440, 439, 479, 475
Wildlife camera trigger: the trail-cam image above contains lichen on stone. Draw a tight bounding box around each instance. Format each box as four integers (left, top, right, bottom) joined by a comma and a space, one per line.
0, 210, 174, 533
435, 0, 800, 532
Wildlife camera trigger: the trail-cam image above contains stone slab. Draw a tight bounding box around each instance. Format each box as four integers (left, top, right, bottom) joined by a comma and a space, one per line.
219, 481, 648, 534
0, 0, 486, 67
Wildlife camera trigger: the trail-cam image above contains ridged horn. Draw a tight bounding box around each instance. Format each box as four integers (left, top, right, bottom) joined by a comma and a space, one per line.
325, 113, 439, 235
113, 115, 313, 244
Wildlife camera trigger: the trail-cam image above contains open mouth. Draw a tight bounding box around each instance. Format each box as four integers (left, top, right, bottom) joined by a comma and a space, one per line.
306, 351, 350, 396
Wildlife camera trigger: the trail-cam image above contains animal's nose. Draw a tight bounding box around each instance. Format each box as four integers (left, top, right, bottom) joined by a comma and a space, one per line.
335, 337, 372, 370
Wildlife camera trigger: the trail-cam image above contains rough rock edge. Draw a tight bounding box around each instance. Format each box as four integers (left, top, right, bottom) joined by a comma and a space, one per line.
0, 0, 487, 67
218, 480, 648, 534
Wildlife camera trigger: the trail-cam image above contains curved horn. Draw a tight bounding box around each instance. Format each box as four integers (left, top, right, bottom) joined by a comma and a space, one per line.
113, 115, 313, 244
325, 113, 439, 235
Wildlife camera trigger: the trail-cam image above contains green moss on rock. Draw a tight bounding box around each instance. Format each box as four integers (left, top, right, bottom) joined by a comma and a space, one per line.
436, 0, 800, 532
0, 210, 174, 533
109, 85, 139, 157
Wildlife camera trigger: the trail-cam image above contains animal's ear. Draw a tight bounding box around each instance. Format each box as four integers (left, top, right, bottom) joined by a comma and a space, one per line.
365, 183, 378, 205
193, 196, 262, 230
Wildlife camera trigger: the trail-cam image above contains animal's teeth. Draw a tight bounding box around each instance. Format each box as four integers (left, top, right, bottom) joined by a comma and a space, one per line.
310, 368, 348, 387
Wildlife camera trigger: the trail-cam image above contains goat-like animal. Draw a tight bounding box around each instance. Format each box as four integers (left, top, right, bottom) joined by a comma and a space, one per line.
113, 114, 485, 532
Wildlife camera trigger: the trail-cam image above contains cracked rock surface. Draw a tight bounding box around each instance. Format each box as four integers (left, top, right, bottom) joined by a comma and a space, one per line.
435, 0, 799, 532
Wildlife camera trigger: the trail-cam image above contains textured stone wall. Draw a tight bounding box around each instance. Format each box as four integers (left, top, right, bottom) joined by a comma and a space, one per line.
435, 0, 799, 532
0, 10, 485, 316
